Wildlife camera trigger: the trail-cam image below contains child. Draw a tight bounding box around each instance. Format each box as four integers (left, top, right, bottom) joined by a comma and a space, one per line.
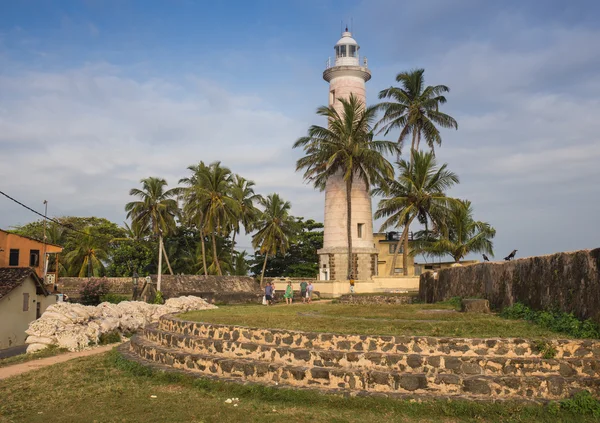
284, 281, 293, 305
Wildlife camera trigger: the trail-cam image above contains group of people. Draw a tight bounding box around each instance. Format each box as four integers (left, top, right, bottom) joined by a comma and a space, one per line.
263, 280, 314, 306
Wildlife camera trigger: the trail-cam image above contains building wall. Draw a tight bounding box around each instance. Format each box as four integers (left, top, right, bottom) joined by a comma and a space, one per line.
374, 233, 416, 276
0, 278, 56, 349
0, 231, 62, 278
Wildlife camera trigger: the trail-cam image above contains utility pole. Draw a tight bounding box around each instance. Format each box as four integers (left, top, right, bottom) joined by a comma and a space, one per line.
43, 200, 48, 280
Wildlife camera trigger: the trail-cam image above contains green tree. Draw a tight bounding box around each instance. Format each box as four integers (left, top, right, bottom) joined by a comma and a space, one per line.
412, 200, 496, 263
125, 177, 179, 291
106, 240, 153, 277
294, 94, 398, 280
64, 227, 109, 277
252, 194, 297, 285
179, 161, 239, 276
230, 174, 262, 261
374, 150, 460, 275
232, 250, 250, 276
250, 218, 323, 278
376, 68, 457, 158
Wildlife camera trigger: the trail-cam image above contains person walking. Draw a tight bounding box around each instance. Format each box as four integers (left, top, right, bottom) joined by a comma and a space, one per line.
307, 281, 314, 303
284, 281, 294, 305
349, 278, 355, 294
300, 280, 308, 303
264, 282, 273, 306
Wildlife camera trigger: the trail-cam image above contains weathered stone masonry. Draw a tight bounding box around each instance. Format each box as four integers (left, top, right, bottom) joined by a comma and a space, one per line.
122, 314, 600, 401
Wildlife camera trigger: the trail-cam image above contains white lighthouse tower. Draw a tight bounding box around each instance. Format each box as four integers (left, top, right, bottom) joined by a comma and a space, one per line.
317, 28, 378, 283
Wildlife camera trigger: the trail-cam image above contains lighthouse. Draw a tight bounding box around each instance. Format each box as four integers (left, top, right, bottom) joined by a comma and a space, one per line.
317, 29, 378, 283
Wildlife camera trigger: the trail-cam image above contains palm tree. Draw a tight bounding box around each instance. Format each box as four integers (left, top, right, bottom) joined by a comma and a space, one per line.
374, 150, 460, 275
230, 175, 262, 260
252, 194, 297, 285
65, 227, 108, 277
179, 162, 210, 276
125, 177, 179, 291
376, 69, 457, 158
294, 94, 398, 280
179, 161, 239, 276
412, 200, 496, 263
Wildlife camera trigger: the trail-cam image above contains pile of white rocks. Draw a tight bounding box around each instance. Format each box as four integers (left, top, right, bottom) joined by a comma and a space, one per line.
25, 296, 217, 353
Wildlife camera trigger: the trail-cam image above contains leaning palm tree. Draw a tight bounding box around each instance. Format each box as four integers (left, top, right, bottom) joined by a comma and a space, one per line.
294, 94, 398, 280
412, 200, 496, 263
125, 177, 179, 291
376, 68, 457, 159
252, 194, 297, 285
374, 150, 460, 275
65, 227, 108, 277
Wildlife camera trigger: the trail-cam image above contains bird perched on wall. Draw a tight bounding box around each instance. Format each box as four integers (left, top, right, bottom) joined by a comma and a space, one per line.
504, 250, 518, 261
482, 254, 489, 262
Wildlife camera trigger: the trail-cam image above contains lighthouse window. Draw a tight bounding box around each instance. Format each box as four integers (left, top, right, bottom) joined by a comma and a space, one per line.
349, 45, 357, 57
340, 45, 346, 57
357, 223, 364, 238
330, 90, 336, 104
335, 46, 340, 57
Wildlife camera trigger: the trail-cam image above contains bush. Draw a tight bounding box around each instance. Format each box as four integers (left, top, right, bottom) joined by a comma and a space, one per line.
153, 290, 164, 305
500, 303, 600, 339
100, 294, 130, 304
79, 278, 110, 306
559, 391, 600, 417
99, 331, 122, 345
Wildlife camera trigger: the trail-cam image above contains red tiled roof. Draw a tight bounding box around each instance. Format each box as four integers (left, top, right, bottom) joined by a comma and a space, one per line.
0, 267, 50, 299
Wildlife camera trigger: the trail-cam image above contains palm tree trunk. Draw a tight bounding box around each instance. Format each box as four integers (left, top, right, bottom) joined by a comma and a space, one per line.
87, 254, 93, 278
211, 232, 222, 275
346, 177, 353, 280
200, 229, 208, 276
389, 215, 416, 276
157, 235, 163, 292
403, 226, 410, 276
231, 231, 237, 264
162, 243, 174, 275
260, 251, 269, 286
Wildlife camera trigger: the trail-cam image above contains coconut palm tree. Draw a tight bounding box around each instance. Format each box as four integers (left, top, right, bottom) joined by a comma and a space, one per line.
179, 162, 210, 276
376, 69, 457, 158
230, 174, 262, 260
180, 161, 239, 276
294, 94, 398, 280
374, 150, 460, 276
252, 194, 297, 285
412, 200, 496, 263
125, 177, 179, 291
65, 227, 108, 277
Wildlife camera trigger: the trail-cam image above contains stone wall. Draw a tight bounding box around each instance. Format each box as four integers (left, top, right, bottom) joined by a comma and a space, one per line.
121, 315, 600, 401
59, 275, 261, 303
338, 294, 413, 305
418, 248, 600, 323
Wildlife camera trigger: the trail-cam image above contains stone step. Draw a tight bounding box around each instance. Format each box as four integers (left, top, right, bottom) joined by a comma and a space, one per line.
142, 326, 600, 378
128, 335, 600, 400
158, 315, 600, 359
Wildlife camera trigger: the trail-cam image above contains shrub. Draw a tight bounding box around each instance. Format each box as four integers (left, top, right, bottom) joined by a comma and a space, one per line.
100, 294, 130, 304
99, 331, 122, 345
560, 391, 600, 417
79, 278, 110, 306
500, 303, 600, 339
153, 290, 164, 305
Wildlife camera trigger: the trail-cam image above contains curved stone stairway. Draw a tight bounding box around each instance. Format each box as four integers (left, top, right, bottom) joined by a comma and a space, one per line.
120, 315, 600, 401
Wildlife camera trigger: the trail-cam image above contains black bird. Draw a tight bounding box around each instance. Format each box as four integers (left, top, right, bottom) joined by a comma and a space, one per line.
482, 254, 489, 262
504, 249, 518, 261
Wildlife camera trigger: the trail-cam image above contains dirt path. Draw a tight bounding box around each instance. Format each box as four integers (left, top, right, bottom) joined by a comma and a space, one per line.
0, 344, 118, 381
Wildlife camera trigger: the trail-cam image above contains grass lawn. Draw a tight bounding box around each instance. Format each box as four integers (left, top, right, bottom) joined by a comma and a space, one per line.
180, 302, 565, 339
0, 349, 598, 423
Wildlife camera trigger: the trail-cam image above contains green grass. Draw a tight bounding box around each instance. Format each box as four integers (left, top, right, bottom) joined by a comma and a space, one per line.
0, 350, 598, 423
179, 303, 566, 339
0, 345, 68, 369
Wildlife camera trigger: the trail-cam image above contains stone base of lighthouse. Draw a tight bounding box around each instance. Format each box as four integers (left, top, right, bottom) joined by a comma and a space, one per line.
317, 247, 378, 282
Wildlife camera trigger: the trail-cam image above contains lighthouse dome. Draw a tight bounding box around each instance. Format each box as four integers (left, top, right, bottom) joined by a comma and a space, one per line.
333, 30, 360, 66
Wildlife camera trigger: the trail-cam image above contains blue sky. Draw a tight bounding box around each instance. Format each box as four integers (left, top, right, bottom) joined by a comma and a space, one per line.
1, 0, 599, 259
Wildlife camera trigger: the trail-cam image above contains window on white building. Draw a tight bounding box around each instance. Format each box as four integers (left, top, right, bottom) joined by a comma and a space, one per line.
357, 223, 364, 238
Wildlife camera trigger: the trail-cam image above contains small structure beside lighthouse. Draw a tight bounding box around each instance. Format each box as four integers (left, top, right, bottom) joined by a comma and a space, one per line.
318, 29, 378, 283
